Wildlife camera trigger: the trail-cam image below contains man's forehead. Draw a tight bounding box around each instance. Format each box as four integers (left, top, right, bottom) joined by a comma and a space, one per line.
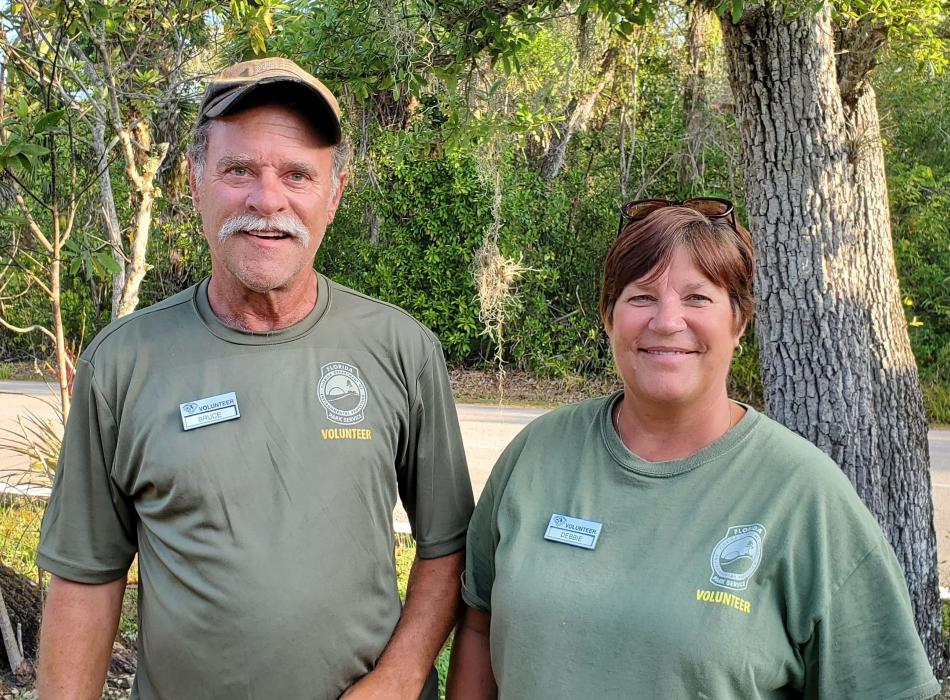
213, 152, 321, 172
205, 104, 331, 149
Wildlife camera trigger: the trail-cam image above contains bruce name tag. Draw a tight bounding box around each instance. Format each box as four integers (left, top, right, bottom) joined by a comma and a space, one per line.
179, 392, 240, 431
544, 513, 603, 550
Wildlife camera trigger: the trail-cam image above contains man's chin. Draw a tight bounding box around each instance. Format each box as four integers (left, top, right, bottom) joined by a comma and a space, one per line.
224, 265, 310, 296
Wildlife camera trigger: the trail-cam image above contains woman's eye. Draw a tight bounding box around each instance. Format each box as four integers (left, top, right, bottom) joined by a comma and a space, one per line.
629, 295, 654, 303
687, 294, 712, 303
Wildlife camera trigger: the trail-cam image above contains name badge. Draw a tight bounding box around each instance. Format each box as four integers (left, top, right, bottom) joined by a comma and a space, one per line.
179, 392, 240, 431
544, 513, 603, 550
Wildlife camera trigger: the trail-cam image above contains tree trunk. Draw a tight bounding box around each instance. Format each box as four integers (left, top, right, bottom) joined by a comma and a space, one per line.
718, 2, 944, 671
540, 46, 618, 182
114, 140, 169, 319
0, 563, 41, 672
844, 81, 942, 665
0, 586, 32, 685
50, 230, 70, 421
678, 4, 716, 188
92, 120, 127, 320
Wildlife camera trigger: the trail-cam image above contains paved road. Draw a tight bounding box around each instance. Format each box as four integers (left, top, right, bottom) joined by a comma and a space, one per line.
1, 382, 947, 585
931, 430, 950, 471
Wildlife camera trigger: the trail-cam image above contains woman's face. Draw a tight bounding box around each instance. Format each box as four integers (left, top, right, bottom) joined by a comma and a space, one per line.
606, 246, 745, 409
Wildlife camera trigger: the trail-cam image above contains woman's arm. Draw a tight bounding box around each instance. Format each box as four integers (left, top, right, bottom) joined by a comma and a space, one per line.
446, 606, 496, 700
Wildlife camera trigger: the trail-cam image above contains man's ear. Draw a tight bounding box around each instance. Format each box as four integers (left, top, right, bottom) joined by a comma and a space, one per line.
187, 156, 200, 207
326, 171, 349, 226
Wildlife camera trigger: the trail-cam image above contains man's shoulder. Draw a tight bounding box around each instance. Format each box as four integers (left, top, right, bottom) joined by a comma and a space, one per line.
82, 285, 199, 365
325, 277, 439, 345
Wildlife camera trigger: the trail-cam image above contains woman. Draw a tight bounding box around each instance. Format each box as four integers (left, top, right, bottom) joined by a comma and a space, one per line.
447, 199, 938, 699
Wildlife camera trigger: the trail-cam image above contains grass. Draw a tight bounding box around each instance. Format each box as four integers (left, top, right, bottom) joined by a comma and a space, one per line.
0, 362, 52, 383
924, 375, 950, 427
0, 498, 44, 583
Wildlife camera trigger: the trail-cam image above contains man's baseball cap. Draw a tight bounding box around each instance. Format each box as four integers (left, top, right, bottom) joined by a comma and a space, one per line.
197, 57, 342, 145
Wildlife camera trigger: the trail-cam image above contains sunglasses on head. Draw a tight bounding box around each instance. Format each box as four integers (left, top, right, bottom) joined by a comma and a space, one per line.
617, 197, 737, 235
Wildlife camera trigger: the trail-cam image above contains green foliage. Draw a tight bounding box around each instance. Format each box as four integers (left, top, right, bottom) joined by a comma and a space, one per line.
729, 337, 764, 408
835, 0, 947, 72
318, 130, 490, 362
877, 50, 950, 418
0, 499, 43, 582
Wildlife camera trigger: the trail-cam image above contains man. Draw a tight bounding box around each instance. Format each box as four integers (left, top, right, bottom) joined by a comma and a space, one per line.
36, 58, 474, 700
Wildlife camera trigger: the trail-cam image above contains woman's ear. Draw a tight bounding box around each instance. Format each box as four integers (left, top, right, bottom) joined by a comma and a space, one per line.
733, 318, 748, 346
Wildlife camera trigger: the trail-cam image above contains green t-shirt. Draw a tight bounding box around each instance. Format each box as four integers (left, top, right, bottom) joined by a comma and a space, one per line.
38, 275, 474, 700
463, 393, 938, 699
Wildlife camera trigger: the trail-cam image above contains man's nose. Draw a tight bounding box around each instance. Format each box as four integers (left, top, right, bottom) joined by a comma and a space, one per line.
245, 171, 288, 215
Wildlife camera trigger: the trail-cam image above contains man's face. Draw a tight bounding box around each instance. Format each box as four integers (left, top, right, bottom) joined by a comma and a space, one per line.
189, 103, 346, 296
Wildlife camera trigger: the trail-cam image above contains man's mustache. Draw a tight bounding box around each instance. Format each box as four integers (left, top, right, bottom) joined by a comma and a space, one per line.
217, 213, 311, 246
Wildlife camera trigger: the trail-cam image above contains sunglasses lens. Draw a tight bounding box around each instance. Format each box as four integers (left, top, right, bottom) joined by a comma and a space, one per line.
686, 198, 732, 217
621, 199, 668, 220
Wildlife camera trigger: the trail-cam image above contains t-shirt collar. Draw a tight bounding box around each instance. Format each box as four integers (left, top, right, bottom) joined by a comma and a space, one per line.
602, 390, 760, 477
193, 273, 331, 345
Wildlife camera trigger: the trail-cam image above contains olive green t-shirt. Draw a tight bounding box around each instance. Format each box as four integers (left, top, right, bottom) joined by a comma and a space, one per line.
463, 393, 938, 699
38, 274, 474, 700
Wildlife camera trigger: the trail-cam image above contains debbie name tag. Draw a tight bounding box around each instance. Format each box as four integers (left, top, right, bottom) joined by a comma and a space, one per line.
179, 392, 240, 431
543, 513, 603, 550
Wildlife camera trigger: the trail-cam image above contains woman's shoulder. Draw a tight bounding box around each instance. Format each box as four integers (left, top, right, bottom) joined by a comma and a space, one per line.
741, 409, 883, 530
522, 394, 613, 433
499, 394, 614, 457
744, 409, 846, 478
480, 394, 614, 493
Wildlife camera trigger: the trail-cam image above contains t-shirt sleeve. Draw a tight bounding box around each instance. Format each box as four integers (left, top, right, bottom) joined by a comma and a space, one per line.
801, 538, 940, 699
461, 430, 527, 613
460, 468, 498, 612
36, 358, 137, 583
399, 341, 474, 559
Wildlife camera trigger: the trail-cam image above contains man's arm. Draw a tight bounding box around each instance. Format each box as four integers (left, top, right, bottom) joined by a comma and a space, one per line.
342, 550, 464, 699
38, 575, 126, 700
445, 606, 496, 699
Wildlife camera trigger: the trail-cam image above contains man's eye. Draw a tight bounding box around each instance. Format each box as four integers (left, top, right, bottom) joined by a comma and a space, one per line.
287, 172, 307, 182
228, 166, 249, 176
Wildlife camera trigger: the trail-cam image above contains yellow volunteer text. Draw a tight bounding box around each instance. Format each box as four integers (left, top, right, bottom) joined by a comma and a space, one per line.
696, 589, 752, 614
321, 428, 373, 440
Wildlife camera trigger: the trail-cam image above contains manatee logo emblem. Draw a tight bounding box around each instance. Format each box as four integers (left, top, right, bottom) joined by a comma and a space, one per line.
709, 523, 766, 591
182, 403, 198, 415
318, 362, 368, 425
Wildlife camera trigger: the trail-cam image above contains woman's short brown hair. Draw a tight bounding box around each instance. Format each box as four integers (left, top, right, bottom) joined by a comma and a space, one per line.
599, 206, 755, 330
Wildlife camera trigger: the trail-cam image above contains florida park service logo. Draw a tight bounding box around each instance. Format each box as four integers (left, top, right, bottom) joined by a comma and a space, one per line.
318, 362, 367, 425
709, 523, 766, 591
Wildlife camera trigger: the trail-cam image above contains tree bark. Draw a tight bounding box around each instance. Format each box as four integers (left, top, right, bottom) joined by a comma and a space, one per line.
843, 79, 942, 665
718, 2, 944, 671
